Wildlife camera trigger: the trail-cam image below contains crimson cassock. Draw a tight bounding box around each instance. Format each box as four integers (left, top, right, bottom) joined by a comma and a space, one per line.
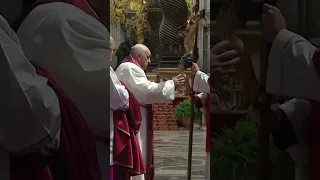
10, 62, 101, 180
206, 77, 210, 153
309, 50, 320, 180
113, 82, 145, 179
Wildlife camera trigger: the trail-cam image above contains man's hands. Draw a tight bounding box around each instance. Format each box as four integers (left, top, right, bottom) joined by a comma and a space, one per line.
211, 38, 260, 106
172, 74, 185, 86
211, 40, 241, 73
261, 3, 287, 42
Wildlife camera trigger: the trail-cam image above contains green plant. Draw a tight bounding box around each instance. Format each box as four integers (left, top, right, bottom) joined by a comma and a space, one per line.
211, 120, 295, 180
175, 99, 202, 123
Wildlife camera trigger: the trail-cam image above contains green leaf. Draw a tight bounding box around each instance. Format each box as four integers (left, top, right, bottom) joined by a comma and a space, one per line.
211, 120, 295, 180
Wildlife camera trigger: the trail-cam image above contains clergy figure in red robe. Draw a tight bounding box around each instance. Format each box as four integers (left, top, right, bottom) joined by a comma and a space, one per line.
213, 3, 320, 180
0, 12, 61, 180
110, 36, 145, 180
16, 0, 110, 179
0, 3, 101, 180
116, 44, 185, 180
191, 62, 210, 180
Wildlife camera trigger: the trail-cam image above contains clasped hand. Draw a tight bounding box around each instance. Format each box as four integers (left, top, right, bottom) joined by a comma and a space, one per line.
172, 74, 185, 86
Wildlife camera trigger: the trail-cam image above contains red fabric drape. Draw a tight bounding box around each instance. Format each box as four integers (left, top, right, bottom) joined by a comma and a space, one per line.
11, 62, 102, 180
206, 77, 210, 152
309, 50, 320, 180
113, 82, 145, 177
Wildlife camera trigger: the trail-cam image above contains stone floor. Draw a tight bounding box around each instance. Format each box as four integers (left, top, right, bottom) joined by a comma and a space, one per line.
154, 129, 206, 180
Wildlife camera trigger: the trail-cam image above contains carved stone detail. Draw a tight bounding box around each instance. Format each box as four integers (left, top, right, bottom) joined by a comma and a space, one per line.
211, 71, 248, 112
210, 19, 262, 113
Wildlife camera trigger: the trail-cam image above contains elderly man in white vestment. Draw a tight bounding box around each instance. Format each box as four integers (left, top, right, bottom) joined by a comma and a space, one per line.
116, 44, 185, 180
0, 10, 60, 180
212, 3, 320, 180
16, 0, 110, 179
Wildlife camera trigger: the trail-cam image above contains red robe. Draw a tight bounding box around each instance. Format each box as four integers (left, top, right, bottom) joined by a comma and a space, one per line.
12, 1, 106, 180
113, 82, 145, 179
10, 62, 102, 180
121, 56, 155, 180
206, 77, 210, 153
309, 49, 320, 180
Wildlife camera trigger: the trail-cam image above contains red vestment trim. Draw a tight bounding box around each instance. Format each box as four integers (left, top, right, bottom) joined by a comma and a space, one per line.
309, 49, 320, 180
206, 77, 210, 152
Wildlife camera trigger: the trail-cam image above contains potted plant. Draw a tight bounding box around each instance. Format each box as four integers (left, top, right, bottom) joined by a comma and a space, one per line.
211, 120, 295, 180
174, 99, 201, 128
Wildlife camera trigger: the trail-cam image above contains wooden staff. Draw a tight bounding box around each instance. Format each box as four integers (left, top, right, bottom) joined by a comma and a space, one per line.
187, 1, 199, 180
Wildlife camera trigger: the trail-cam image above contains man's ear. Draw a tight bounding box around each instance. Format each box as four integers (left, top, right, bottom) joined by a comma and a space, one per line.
136, 54, 141, 61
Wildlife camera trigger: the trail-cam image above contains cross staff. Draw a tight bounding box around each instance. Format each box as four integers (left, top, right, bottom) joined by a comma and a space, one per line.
187, 1, 200, 180
176, 2, 206, 179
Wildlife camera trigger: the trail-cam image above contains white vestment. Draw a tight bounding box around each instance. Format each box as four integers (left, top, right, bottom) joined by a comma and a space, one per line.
0, 15, 61, 180
193, 70, 210, 180
266, 29, 320, 180
193, 71, 210, 93
116, 62, 175, 180
266, 29, 320, 102
17, 2, 109, 179
110, 67, 129, 166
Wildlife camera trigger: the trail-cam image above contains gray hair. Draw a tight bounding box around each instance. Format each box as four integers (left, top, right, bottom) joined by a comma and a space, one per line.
130, 44, 150, 55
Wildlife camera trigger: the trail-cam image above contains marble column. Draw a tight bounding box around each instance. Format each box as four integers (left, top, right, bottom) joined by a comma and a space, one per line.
196, 0, 210, 73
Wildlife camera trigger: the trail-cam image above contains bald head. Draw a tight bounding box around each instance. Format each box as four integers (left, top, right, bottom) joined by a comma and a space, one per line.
130, 44, 150, 55
110, 36, 115, 61
130, 44, 151, 70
